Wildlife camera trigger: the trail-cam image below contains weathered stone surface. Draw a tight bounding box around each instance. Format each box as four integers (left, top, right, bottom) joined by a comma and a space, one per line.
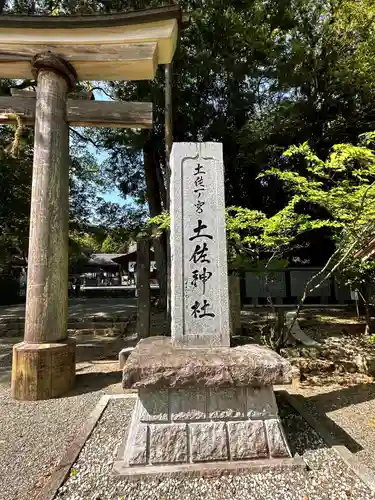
265, 419, 291, 458
149, 424, 188, 464
170, 389, 206, 420
228, 421, 268, 460
139, 388, 168, 422
122, 337, 292, 389
190, 422, 228, 462
170, 142, 230, 348
208, 388, 245, 419
129, 424, 148, 465
246, 387, 278, 419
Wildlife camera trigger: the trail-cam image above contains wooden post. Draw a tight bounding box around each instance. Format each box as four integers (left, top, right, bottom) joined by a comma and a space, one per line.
165, 62, 173, 324
11, 53, 77, 400
136, 236, 150, 339
165, 62, 173, 191
229, 274, 242, 335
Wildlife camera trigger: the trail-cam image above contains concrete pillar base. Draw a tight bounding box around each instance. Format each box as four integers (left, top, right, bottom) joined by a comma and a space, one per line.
11, 338, 76, 400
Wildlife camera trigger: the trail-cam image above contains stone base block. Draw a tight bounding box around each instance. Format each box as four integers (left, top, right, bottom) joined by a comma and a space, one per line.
113, 455, 305, 479
116, 386, 292, 475
122, 337, 293, 389
11, 338, 76, 401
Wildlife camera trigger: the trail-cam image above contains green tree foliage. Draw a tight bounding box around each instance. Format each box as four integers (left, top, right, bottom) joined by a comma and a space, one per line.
153, 131, 375, 316
0, 125, 33, 265
3, 0, 375, 282
226, 132, 375, 265
239, 0, 375, 219
265, 134, 375, 244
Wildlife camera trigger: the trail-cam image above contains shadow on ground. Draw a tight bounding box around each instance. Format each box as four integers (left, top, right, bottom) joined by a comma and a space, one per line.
278, 395, 330, 457
69, 370, 122, 396
300, 383, 375, 454
0, 297, 138, 321
75, 334, 137, 363
307, 383, 375, 411
280, 382, 375, 456
281, 391, 364, 454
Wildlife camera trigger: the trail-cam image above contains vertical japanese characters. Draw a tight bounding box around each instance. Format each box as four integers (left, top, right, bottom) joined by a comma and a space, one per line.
171, 142, 230, 346
189, 162, 215, 319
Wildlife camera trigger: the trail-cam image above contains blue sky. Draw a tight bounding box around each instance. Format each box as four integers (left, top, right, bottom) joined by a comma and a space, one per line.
91, 87, 130, 206
101, 186, 126, 204
85, 144, 126, 204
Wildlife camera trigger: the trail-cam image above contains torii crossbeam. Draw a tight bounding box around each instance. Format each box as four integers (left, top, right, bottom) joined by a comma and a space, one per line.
0, 5, 181, 400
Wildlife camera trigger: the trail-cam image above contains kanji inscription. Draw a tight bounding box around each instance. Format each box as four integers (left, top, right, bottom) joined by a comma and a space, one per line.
170, 142, 230, 347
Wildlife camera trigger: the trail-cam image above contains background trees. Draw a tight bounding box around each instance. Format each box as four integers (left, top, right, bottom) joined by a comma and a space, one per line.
1, 0, 375, 309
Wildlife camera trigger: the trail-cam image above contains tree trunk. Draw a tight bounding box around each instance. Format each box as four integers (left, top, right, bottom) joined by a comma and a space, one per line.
143, 133, 168, 312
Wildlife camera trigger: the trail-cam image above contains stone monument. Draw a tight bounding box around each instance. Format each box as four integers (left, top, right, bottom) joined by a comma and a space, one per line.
116, 143, 297, 477
170, 143, 230, 347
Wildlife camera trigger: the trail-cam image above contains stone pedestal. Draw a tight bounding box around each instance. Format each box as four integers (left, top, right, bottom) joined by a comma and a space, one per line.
115, 337, 297, 477
116, 142, 299, 477
11, 338, 76, 400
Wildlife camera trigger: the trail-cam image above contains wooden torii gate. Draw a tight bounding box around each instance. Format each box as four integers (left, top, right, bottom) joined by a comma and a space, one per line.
0, 5, 181, 400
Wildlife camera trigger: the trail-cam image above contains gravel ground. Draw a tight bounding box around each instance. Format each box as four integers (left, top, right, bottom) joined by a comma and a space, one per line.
0, 300, 137, 500
0, 382, 102, 500
0, 297, 137, 321
55, 397, 375, 500
291, 383, 375, 471
0, 357, 125, 500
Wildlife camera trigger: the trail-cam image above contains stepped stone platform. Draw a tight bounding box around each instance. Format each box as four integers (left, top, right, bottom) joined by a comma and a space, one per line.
115, 337, 297, 477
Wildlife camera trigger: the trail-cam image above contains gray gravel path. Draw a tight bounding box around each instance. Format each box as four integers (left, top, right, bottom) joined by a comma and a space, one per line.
0, 353, 125, 500
0, 298, 137, 321
55, 397, 375, 500
0, 382, 102, 500
291, 383, 375, 471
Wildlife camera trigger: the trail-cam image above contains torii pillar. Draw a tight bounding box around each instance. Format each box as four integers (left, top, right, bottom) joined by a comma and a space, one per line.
0, 5, 181, 400
12, 53, 77, 400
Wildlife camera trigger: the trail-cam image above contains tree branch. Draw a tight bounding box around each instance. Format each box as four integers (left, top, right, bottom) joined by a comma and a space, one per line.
293, 180, 375, 326
155, 157, 167, 209
89, 86, 115, 100
69, 127, 99, 149
286, 236, 348, 335
0, 79, 36, 97
308, 238, 358, 293
346, 180, 375, 239
263, 251, 289, 351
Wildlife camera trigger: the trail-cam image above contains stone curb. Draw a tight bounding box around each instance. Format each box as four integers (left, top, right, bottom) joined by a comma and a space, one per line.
279, 390, 375, 494
112, 455, 306, 480
34, 393, 137, 500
